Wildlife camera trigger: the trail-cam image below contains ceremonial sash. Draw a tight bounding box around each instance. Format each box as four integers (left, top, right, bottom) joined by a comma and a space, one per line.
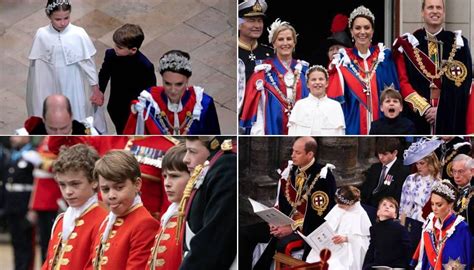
339, 65, 380, 135
393, 37, 442, 89
422, 215, 456, 270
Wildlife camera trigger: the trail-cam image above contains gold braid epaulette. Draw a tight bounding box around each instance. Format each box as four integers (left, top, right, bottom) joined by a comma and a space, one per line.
176, 163, 206, 242
405, 92, 431, 116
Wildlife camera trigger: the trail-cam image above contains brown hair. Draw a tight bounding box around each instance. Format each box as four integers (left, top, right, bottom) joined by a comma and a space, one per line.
375, 137, 400, 154
53, 144, 100, 183
94, 150, 141, 183
418, 152, 441, 179
335, 185, 360, 205
378, 196, 399, 213
113, 24, 145, 50
380, 87, 402, 104
161, 144, 188, 173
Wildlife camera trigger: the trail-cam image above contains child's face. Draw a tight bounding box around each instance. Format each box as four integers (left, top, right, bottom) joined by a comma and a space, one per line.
49, 10, 70, 32
56, 170, 97, 208
99, 176, 141, 216
307, 70, 328, 98
113, 44, 137, 57
377, 200, 397, 221
380, 97, 402, 119
377, 151, 397, 165
162, 71, 189, 104
163, 169, 190, 203
183, 140, 210, 173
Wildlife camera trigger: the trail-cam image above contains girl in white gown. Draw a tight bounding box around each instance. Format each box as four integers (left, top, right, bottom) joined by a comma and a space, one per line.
306, 186, 372, 269
26, 0, 105, 131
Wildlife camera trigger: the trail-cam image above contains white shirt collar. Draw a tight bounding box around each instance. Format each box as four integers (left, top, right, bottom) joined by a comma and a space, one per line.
383, 157, 397, 173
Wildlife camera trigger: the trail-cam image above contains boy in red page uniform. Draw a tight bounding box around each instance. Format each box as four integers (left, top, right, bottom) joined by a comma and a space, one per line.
89, 150, 159, 269
147, 144, 189, 269
42, 144, 107, 269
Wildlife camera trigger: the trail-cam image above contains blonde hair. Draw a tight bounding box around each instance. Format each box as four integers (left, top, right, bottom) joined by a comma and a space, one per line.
417, 152, 441, 179
270, 24, 297, 45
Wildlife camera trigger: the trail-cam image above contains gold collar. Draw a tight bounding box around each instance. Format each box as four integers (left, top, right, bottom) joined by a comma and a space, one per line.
239, 39, 258, 51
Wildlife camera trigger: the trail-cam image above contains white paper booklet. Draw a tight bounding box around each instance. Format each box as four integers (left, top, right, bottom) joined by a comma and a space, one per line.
297, 222, 343, 255
248, 197, 294, 226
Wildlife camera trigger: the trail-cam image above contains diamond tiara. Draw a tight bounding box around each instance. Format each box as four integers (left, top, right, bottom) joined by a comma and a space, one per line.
335, 188, 355, 205
431, 180, 457, 201
159, 53, 192, 74
46, 0, 71, 15
348, 5, 375, 28
306, 65, 329, 81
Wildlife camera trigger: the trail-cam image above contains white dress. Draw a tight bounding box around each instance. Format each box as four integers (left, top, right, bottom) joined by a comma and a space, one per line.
26, 23, 97, 122
306, 202, 371, 270
288, 94, 345, 135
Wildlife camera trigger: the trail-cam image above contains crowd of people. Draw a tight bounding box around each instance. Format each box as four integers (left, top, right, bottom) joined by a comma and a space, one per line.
0, 136, 236, 270
241, 136, 474, 269
239, 0, 474, 135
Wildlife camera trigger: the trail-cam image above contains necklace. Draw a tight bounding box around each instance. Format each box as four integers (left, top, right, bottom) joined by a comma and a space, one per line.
413, 37, 457, 80
265, 60, 302, 114
285, 170, 321, 210
157, 111, 194, 135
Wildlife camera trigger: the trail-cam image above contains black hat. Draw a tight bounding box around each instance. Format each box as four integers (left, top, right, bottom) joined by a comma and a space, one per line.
239, 0, 267, 18
326, 14, 352, 48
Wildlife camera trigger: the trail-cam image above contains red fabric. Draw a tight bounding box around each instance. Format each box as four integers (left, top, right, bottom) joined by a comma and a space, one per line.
466, 83, 474, 134
42, 204, 108, 270
284, 239, 303, 255
145, 215, 182, 270
87, 206, 160, 270
24, 116, 43, 133
30, 137, 61, 211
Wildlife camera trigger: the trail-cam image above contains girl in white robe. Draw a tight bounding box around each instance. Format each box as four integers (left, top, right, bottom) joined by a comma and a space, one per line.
306, 186, 371, 269
26, 0, 106, 132
288, 65, 345, 135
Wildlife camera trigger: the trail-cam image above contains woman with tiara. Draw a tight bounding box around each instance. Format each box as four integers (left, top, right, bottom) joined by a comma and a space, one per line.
327, 6, 400, 135
240, 19, 309, 135
123, 50, 220, 135
411, 180, 472, 269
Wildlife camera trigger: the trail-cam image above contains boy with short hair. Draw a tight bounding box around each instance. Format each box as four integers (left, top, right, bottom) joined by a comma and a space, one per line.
42, 144, 107, 270
89, 150, 159, 269
363, 197, 411, 269
147, 144, 189, 270
369, 87, 416, 134
98, 23, 157, 134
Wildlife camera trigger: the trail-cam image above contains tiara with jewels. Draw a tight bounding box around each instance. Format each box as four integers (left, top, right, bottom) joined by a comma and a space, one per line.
335, 188, 355, 205
267, 18, 292, 44
348, 5, 375, 28
431, 180, 457, 201
45, 0, 71, 15
306, 65, 329, 81
159, 53, 192, 73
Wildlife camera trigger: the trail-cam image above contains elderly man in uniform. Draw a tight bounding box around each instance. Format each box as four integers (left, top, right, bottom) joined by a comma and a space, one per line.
393, 0, 473, 134
452, 154, 474, 234
238, 0, 273, 115
240, 136, 337, 270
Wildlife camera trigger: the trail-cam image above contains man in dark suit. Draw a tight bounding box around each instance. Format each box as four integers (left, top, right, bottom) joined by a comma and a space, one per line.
361, 138, 411, 209
453, 154, 474, 234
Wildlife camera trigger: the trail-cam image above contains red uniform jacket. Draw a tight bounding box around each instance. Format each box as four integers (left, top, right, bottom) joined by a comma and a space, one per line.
89, 205, 160, 270
30, 137, 62, 211
41, 203, 107, 270
146, 214, 182, 270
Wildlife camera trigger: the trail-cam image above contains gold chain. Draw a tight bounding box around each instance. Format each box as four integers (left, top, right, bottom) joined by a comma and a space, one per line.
284, 172, 321, 209
413, 39, 457, 80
